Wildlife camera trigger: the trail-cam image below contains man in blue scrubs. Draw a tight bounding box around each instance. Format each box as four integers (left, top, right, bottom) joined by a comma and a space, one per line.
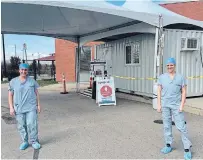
157, 58, 192, 160
8, 63, 41, 150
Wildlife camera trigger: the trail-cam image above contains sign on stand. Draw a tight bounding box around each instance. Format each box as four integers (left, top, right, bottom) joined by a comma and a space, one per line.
96, 76, 116, 107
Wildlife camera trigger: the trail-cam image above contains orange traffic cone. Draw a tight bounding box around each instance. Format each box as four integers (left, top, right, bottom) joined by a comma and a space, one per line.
60, 73, 68, 94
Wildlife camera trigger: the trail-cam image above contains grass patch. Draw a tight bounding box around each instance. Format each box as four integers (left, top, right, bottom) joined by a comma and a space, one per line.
1, 79, 58, 86
1, 81, 8, 84
37, 79, 58, 87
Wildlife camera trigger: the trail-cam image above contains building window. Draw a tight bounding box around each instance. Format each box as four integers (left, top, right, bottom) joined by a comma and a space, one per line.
125, 42, 140, 65
76, 46, 91, 71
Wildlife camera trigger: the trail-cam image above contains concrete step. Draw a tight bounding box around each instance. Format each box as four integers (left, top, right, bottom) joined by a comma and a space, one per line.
79, 89, 92, 98
79, 92, 92, 98
84, 89, 92, 94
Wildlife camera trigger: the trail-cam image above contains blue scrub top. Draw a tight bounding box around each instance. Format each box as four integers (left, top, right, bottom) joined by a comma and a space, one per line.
8, 76, 39, 114
158, 73, 187, 108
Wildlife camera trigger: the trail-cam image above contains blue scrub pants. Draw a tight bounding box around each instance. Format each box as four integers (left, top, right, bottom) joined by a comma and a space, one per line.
162, 106, 192, 149
15, 110, 38, 143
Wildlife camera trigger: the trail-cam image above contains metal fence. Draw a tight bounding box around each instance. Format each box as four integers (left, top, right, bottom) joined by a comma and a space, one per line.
26, 60, 56, 80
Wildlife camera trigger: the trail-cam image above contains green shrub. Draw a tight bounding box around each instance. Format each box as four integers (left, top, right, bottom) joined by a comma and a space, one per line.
8, 70, 19, 81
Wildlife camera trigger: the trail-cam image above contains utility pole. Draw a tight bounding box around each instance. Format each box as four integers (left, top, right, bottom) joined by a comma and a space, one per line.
2, 34, 7, 77
22, 49, 24, 61
23, 43, 28, 63
14, 44, 16, 57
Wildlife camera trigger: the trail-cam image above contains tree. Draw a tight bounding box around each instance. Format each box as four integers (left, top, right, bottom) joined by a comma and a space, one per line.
7, 56, 21, 81
9, 56, 21, 71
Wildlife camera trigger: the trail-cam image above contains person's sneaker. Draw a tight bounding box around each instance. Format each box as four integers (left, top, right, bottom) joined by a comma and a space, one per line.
19, 142, 29, 150
184, 151, 192, 160
161, 146, 172, 154
32, 142, 41, 149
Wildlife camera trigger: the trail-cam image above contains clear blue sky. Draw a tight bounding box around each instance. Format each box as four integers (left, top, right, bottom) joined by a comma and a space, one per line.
2, 34, 55, 61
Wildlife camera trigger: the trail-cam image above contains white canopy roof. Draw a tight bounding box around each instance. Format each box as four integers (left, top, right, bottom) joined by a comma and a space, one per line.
1, 0, 203, 42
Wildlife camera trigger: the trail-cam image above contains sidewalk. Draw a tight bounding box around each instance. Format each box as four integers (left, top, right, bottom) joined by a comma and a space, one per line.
38, 82, 89, 92
184, 97, 203, 116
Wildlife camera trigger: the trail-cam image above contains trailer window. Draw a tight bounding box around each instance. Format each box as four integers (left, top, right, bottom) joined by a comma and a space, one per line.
181, 38, 199, 51
187, 39, 197, 49
125, 45, 131, 64
125, 42, 140, 65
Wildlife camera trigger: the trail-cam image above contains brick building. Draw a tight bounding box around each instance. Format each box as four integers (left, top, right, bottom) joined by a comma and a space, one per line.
160, 1, 203, 21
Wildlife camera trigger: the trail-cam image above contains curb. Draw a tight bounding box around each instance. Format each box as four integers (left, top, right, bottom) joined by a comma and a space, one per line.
116, 92, 152, 105
116, 92, 203, 116
184, 105, 203, 116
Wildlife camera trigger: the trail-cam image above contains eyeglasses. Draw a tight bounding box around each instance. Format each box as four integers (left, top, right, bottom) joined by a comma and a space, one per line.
167, 65, 174, 67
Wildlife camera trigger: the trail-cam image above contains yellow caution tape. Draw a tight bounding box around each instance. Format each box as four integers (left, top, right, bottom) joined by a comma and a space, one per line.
113, 75, 157, 80
113, 75, 203, 80
187, 76, 203, 79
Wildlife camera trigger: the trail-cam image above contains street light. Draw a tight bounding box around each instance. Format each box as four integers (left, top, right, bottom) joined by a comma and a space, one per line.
23, 43, 28, 62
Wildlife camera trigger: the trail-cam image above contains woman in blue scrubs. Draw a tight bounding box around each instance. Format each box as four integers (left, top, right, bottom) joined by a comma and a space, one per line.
8, 63, 41, 150
157, 58, 192, 160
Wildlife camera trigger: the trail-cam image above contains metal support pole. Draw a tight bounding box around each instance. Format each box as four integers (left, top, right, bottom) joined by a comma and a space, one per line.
158, 15, 164, 75
33, 60, 37, 80
76, 37, 81, 93
2, 34, 7, 78
154, 28, 159, 81
38, 60, 40, 76
1, 70, 3, 81
51, 63, 53, 78
52, 60, 56, 81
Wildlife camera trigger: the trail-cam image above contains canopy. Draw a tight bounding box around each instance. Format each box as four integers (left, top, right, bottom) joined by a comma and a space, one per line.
36, 55, 55, 61
2, 0, 203, 43
2, 0, 203, 89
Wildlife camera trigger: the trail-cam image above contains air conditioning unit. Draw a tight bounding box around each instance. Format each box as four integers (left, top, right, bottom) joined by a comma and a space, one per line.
181, 38, 199, 51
